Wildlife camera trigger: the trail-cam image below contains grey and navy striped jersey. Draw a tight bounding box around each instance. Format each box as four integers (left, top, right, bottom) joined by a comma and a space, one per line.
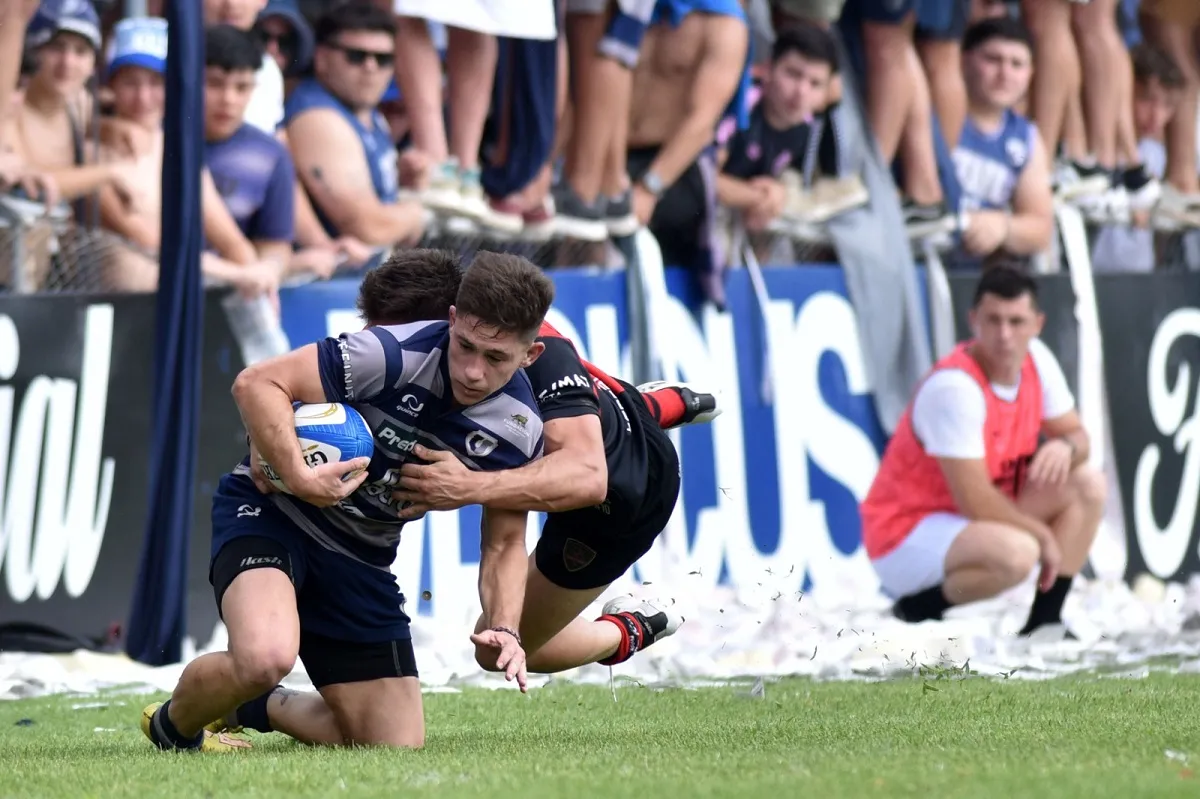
239, 320, 544, 566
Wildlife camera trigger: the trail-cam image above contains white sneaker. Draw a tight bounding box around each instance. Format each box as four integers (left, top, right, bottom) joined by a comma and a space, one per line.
635, 380, 723, 428
602, 595, 685, 651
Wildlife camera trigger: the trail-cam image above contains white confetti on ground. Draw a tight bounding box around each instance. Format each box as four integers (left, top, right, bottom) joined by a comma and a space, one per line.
4, 572, 1200, 701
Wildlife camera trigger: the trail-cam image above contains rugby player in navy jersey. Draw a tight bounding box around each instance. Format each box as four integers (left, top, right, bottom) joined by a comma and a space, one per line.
201, 250, 722, 750
140, 251, 555, 752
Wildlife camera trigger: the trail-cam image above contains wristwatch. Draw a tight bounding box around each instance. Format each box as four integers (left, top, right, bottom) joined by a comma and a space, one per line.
640, 170, 665, 198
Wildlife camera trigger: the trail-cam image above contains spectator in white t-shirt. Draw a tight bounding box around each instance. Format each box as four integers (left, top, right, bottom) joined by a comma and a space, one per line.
861, 267, 1105, 640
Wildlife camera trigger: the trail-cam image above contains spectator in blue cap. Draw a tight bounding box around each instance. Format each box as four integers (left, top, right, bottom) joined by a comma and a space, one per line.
3, 0, 145, 222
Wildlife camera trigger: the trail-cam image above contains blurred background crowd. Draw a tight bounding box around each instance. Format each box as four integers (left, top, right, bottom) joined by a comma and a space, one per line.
0, 0, 1196, 305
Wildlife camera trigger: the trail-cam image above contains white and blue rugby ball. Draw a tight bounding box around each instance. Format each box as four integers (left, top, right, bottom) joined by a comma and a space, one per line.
262, 403, 375, 494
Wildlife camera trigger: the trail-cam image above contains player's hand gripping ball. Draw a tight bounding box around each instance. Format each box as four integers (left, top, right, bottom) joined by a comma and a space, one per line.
260, 403, 376, 494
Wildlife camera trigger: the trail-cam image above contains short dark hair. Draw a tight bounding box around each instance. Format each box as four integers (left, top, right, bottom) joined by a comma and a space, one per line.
205, 24, 263, 72
962, 18, 1032, 54
972, 265, 1039, 309
313, 1, 395, 45
771, 23, 839, 73
454, 252, 555, 341
1132, 43, 1184, 90
357, 249, 463, 325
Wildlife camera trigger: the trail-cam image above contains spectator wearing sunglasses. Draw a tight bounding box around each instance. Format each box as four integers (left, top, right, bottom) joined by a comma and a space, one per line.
255, 0, 314, 97
282, 2, 425, 247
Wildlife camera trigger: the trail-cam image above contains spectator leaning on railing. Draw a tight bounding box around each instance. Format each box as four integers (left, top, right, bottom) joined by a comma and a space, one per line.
950, 18, 1052, 269
284, 2, 426, 248
97, 16, 284, 296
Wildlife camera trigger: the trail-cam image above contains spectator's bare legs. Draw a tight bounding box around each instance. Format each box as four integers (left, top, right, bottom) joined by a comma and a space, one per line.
1141, 15, 1200, 193
1061, 87, 1090, 163
1021, 0, 1078, 158
861, 15, 917, 162
564, 12, 611, 204
445, 27, 497, 171
897, 46, 942, 205
917, 36, 967, 149
393, 17, 447, 161
1071, 0, 1132, 170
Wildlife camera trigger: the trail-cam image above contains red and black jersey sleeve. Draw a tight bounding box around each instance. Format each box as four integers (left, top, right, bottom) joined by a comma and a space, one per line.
527, 321, 601, 422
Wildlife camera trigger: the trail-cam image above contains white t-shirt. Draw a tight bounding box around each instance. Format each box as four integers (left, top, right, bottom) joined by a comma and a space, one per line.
911, 338, 1075, 460
242, 54, 285, 135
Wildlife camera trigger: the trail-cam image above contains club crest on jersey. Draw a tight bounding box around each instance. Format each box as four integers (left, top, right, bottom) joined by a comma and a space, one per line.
466, 430, 498, 457
562, 538, 597, 572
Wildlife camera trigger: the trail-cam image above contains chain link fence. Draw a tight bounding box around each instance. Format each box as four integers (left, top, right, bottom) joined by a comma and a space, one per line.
0, 194, 136, 294
3, 189, 1198, 297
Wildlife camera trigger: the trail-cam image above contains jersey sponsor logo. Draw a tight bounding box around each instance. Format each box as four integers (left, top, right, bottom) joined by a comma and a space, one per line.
539, 373, 592, 401
0, 305, 116, 604
466, 430, 498, 457
236, 504, 262, 518
397, 393, 425, 417
377, 425, 419, 453
1132, 308, 1200, 578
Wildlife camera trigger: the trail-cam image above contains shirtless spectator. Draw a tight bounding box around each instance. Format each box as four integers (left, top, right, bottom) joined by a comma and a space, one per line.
950, 19, 1052, 268
1139, 0, 1200, 216
554, 0, 655, 240
861, 268, 1104, 640
717, 24, 836, 233
3, 2, 142, 223
0, 0, 56, 205
627, 0, 748, 308
285, 3, 424, 248
98, 18, 281, 295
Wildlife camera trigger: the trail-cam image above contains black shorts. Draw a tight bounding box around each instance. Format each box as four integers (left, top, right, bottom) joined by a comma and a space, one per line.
534, 389, 681, 590
210, 534, 419, 689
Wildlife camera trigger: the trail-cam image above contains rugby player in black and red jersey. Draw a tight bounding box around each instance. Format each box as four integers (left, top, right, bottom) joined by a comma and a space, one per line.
209, 250, 721, 746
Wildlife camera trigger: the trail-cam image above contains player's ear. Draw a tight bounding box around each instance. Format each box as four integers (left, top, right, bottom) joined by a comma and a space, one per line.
521, 340, 546, 367
448, 305, 457, 327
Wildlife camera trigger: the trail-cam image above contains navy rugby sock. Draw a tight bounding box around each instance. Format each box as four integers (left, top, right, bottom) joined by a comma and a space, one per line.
150, 700, 203, 750
232, 686, 278, 733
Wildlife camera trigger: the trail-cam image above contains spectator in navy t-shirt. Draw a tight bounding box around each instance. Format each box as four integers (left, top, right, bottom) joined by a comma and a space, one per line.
204, 25, 340, 280
717, 24, 837, 232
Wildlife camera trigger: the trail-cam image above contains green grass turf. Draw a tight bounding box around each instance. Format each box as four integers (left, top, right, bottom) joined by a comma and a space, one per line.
1, 674, 1197, 798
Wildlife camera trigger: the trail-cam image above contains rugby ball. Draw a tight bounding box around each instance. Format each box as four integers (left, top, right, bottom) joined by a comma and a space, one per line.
261, 403, 375, 494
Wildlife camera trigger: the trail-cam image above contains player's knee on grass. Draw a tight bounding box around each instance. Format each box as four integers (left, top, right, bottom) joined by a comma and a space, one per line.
321, 678, 425, 748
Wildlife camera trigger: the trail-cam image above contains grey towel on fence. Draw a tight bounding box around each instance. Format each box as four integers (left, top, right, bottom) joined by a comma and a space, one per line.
822, 41, 932, 434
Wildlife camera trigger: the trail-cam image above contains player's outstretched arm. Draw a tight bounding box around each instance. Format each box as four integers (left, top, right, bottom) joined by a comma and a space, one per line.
474, 507, 530, 691
232, 344, 368, 504
392, 415, 607, 515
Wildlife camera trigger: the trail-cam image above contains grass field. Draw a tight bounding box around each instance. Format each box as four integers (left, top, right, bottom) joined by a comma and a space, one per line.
2, 672, 1198, 798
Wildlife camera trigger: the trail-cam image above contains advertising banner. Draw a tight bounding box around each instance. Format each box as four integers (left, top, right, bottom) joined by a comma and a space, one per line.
1096, 272, 1200, 583
0, 292, 245, 647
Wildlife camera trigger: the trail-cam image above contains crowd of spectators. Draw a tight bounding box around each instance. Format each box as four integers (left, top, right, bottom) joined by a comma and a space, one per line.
0, 0, 1195, 305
